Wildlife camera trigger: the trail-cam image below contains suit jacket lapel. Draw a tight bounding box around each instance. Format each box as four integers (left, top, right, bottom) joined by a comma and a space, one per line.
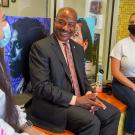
49, 35, 71, 81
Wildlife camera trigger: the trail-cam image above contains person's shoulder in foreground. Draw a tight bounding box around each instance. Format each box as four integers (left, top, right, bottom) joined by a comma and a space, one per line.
0, 59, 46, 135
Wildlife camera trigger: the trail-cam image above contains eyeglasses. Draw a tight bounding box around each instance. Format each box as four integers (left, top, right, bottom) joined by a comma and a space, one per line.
55, 18, 76, 28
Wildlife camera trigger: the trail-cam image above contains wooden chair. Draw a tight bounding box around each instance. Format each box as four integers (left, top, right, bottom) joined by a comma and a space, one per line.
14, 92, 127, 135
97, 92, 127, 112
33, 92, 127, 135
14, 94, 74, 135
33, 126, 74, 135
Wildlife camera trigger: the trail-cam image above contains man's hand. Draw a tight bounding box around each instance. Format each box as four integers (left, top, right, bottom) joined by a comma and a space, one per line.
95, 98, 106, 110
75, 93, 105, 110
90, 98, 106, 113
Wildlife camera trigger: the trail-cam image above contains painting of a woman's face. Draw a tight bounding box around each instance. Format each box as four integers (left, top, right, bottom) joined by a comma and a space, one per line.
72, 23, 83, 45
8, 30, 23, 78
71, 22, 88, 51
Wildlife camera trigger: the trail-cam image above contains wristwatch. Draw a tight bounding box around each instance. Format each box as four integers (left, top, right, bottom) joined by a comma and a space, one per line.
21, 120, 33, 130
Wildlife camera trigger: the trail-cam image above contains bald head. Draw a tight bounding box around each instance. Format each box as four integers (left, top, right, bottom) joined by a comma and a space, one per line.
54, 7, 78, 42
56, 7, 77, 22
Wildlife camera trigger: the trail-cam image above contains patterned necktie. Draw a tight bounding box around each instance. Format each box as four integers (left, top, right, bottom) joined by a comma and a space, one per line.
63, 43, 80, 96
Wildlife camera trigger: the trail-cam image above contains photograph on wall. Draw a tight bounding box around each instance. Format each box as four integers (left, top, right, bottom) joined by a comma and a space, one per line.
71, 17, 96, 83
89, 0, 103, 29
89, 0, 102, 14
4, 16, 51, 94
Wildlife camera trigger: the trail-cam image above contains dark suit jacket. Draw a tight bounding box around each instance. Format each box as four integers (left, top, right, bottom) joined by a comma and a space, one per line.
26, 34, 91, 132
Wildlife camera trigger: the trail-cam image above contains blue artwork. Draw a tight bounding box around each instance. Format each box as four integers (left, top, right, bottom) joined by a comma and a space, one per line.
71, 17, 95, 60
71, 17, 96, 83
4, 16, 51, 95
85, 17, 95, 44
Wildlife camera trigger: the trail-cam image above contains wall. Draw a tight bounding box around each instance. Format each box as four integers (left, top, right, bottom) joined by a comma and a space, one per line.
56, 0, 86, 17
3, 0, 48, 17
117, 0, 135, 41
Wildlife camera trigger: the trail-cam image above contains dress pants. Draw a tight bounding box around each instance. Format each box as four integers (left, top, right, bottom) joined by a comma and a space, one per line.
112, 79, 135, 133
66, 99, 120, 135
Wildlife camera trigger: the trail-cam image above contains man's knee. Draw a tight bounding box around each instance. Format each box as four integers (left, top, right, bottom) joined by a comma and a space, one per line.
67, 106, 101, 132
90, 115, 101, 128
82, 114, 101, 129
77, 115, 101, 134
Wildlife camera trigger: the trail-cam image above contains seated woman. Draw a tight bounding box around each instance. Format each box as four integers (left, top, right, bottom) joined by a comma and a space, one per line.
110, 13, 135, 135
0, 58, 46, 135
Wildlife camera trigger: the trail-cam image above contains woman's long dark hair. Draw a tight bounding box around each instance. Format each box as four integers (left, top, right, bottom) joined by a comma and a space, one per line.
77, 18, 93, 60
0, 57, 20, 132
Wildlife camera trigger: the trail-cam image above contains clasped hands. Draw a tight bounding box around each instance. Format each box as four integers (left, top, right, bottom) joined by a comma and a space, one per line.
76, 92, 106, 113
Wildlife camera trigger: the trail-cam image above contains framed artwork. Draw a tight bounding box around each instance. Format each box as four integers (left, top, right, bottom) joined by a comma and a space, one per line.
71, 17, 96, 83
89, 0, 102, 14
1, 0, 9, 7
4, 16, 51, 94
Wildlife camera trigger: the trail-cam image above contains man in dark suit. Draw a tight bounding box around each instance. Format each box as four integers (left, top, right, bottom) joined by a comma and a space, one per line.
26, 7, 120, 135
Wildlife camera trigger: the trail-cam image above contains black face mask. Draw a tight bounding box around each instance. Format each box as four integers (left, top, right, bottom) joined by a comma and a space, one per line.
128, 25, 135, 36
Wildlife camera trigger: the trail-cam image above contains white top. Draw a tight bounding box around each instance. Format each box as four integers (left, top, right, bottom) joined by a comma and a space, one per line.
110, 37, 135, 77
0, 89, 6, 119
0, 89, 28, 135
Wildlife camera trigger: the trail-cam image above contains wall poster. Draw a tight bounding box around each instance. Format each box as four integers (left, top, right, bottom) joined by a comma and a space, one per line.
4, 16, 50, 94
71, 17, 98, 83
